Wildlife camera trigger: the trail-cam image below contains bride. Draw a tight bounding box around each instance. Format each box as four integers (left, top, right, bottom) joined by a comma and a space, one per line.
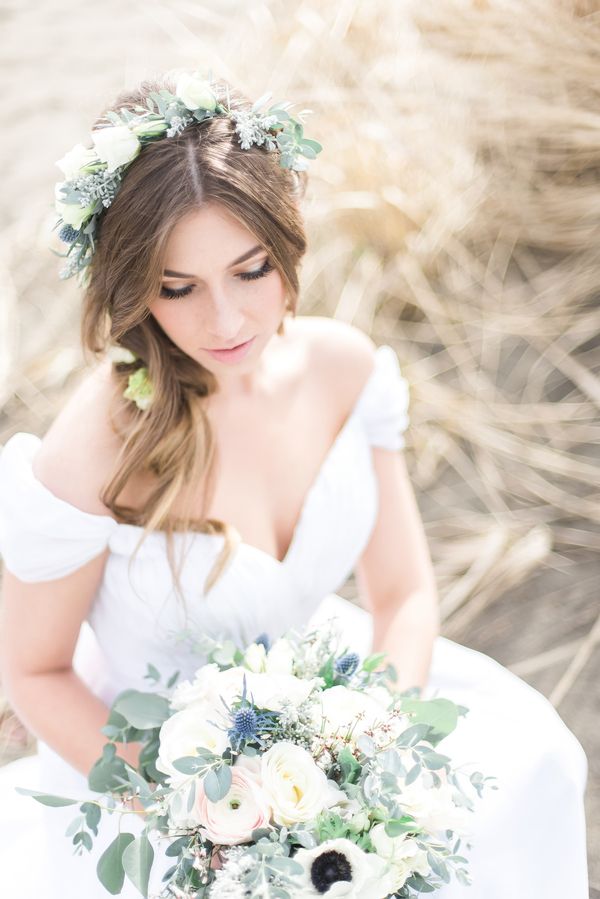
0, 70, 589, 898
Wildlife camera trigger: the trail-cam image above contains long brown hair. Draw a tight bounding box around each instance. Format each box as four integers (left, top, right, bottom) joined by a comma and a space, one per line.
80, 71, 308, 596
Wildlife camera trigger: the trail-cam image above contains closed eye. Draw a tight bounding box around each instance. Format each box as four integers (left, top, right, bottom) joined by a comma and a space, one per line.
160, 259, 275, 300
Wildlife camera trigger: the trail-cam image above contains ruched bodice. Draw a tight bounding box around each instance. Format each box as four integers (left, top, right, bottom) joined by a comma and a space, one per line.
0, 344, 410, 696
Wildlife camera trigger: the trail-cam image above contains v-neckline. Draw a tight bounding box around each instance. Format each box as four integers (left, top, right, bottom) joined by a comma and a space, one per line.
22, 348, 383, 569
211, 350, 381, 567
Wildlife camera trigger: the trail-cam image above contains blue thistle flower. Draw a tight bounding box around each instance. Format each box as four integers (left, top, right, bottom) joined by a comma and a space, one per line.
334, 652, 360, 677
232, 706, 258, 740
224, 675, 281, 750
254, 632, 271, 651
58, 224, 79, 244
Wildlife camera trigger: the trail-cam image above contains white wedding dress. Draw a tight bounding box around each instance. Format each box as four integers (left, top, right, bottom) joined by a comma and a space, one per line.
0, 345, 589, 898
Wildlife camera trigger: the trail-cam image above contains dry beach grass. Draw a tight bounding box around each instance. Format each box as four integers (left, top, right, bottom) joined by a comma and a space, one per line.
0, 0, 598, 886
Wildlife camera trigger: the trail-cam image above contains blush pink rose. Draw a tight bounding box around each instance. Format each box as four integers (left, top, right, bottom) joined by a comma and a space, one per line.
195, 766, 272, 846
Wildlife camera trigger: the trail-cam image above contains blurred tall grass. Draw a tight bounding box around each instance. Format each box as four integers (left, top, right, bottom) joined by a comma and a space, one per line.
0, 0, 598, 767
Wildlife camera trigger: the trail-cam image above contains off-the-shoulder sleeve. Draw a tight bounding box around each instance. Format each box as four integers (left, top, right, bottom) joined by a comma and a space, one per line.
354, 344, 410, 450
0, 432, 118, 582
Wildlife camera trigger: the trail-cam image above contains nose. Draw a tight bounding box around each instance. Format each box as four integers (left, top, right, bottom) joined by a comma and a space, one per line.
201, 285, 246, 346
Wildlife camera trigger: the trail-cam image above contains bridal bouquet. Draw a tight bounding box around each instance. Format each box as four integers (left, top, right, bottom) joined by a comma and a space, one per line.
21, 621, 496, 898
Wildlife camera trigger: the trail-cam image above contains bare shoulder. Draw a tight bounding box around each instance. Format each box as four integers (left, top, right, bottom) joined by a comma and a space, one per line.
32, 359, 124, 515
288, 315, 377, 398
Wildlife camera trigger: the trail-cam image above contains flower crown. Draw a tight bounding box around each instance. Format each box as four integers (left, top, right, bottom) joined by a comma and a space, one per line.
53, 72, 322, 283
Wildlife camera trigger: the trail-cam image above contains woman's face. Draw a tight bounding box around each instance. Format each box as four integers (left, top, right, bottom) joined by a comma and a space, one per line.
148, 202, 287, 380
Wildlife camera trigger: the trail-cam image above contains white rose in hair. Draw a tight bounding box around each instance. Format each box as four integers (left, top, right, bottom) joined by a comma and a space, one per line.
260, 742, 341, 826
54, 182, 95, 229
369, 823, 431, 891
195, 765, 271, 846
56, 142, 99, 180
175, 74, 217, 112
91, 125, 141, 172
293, 837, 396, 898
156, 706, 229, 787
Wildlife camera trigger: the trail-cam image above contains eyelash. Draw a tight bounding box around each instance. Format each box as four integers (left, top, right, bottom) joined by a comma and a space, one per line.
160, 259, 274, 300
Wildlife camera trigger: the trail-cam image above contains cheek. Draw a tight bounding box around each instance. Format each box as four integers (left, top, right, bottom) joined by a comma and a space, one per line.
149, 302, 193, 340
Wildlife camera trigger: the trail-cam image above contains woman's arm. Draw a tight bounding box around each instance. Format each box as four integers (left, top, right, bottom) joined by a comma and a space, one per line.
0, 362, 142, 777
355, 448, 440, 693
0, 559, 142, 777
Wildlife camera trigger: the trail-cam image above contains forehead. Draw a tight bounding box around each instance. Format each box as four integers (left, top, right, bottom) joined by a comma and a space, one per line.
164, 203, 258, 263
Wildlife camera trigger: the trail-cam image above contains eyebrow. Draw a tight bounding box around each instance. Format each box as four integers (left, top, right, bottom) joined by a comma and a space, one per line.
163, 245, 264, 279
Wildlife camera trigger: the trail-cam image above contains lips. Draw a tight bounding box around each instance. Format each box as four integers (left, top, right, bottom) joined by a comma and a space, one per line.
203, 336, 256, 364
207, 338, 251, 351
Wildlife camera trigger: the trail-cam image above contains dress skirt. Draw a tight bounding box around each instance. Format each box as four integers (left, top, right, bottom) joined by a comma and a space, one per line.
0, 593, 589, 899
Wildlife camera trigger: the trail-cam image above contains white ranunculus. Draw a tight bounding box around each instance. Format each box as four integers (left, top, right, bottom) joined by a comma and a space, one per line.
195, 765, 272, 846
91, 125, 141, 172
175, 73, 217, 112
293, 838, 396, 898
156, 706, 229, 787
265, 638, 295, 675
54, 182, 95, 229
56, 142, 99, 180
245, 670, 317, 711
243, 642, 267, 673
370, 823, 431, 892
260, 742, 341, 826
170, 664, 223, 710
396, 779, 472, 838
233, 752, 262, 778
312, 685, 389, 743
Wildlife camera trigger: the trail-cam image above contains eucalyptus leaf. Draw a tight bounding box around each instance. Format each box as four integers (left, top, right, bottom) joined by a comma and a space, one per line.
88, 753, 129, 794
423, 751, 451, 770
80, 801, 102, 836
122, 833, 155, 898
113, 690, 170, 729
165, 835, 190, 858
15, 787, 78, 807
405, 763, 421, 786
166, 670, 180, 689
399, 698, 459, 739
144, 663, 161, 683
73, 831, 93, 852
97, 832, 135, 895
290, 829, 317, 849
186, 779, 197, 813
64, 815, 85, 837
125, 765, 153, 799
172, 755, 207, 775
203, 764, 232, 802
268, 856, 304, 876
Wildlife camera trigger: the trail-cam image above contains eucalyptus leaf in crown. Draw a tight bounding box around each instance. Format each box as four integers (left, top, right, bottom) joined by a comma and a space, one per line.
52, 71, 322, 284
